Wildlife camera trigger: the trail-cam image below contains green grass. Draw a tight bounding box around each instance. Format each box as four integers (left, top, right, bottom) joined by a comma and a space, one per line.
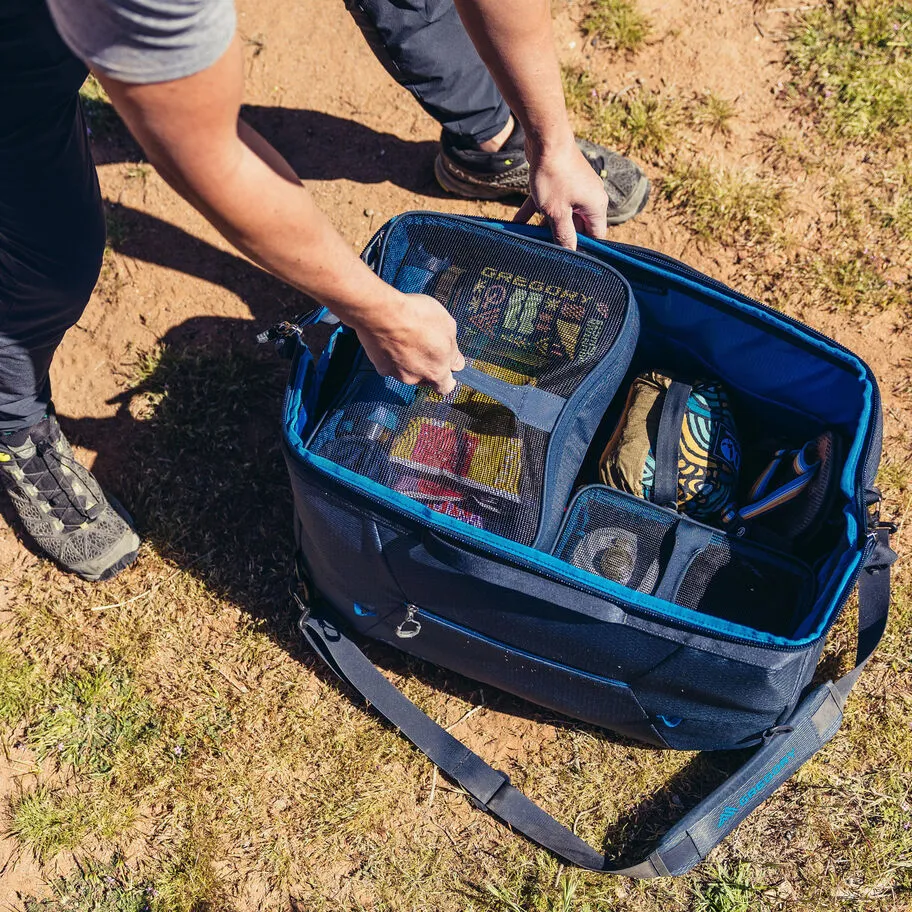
581, 0, 652, 52
787, 0, 912, 143
8, 787, 134, 862
562, 67, 683, 159
689, 92, 737, 137
104, 203, 130, 248
0, 644, 42, 727
592, 91, 682, 157
561, 66, 599, 114
692, 863, 765, 912
27, 663, 159, 775
662, 161, 786, 243
875, 162, 912, 241
807, 247, 906, 312
485, 874, 582, 912
78, 75, 121, 138
18, 853, 223, 912
148, 839, 223, 912
878, 451, 912, 501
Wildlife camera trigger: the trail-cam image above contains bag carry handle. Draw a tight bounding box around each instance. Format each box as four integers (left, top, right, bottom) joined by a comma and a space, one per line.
452, 365, 565, 433
299, 526, 894, 876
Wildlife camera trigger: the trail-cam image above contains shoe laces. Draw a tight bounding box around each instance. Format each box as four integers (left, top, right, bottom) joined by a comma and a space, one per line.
581, 147, 610, 179
17, 439, 104, 531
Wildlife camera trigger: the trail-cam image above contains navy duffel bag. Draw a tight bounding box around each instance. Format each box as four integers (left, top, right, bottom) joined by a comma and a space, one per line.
274, 211, 896, 876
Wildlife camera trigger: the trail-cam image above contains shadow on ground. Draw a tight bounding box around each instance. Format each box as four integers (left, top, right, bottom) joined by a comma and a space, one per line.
86, 98, 446, 197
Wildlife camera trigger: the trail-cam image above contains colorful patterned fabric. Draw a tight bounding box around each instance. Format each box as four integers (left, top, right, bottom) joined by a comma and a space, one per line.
388, 415, 523, 502
600, 371, 740, 521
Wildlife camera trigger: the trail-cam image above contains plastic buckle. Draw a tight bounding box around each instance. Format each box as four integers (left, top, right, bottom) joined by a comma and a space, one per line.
289, 553, 313, 620
865, 487, 883, 532
865, 522, 899, 574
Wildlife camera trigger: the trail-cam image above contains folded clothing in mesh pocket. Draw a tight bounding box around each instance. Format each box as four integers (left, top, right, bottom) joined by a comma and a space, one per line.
307, 212, 639, 547
553, 485, 815, 637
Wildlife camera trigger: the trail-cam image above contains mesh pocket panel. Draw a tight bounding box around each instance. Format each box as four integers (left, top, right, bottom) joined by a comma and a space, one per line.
386, 215, 629, 398
312, 368, 548, 544
554, 488, 675, 592
554, 487, 814, 636
309, 215, 632, 545
676, 535, 809, 636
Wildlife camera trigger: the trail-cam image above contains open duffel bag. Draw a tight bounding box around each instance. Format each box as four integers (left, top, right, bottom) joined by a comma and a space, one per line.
277, 211, 896, 877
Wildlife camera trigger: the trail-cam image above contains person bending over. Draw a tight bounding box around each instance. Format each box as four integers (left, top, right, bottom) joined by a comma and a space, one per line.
0, 0, 648, 581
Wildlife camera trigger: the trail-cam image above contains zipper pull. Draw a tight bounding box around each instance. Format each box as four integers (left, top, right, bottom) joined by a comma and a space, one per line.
256, 319, 306, 345
395, 604, 422, 639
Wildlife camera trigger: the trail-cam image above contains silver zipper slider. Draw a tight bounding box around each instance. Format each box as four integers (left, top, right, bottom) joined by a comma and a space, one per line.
256, 319, 306, 345
395, 604, 422, 639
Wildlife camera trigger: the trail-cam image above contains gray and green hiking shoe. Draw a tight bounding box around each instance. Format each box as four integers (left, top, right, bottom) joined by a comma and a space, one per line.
0, 412, 139, 581
434, 121, 650, 225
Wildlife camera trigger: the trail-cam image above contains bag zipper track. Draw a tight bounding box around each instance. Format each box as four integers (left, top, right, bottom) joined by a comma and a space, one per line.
408, 606, 632, 688
373, 211, 639, 295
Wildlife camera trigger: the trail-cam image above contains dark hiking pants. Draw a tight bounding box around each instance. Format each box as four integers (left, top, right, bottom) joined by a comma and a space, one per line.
0, 0, 105, 432
344, 0, 509, 143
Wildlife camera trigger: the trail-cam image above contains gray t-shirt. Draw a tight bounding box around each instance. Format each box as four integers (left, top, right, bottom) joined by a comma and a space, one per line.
46, 0, 236, 84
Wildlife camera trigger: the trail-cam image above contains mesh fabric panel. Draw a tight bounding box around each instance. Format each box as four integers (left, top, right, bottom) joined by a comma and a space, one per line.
310, 216, 631, 545
555, 487, 813, 636
554, 488, 674, 593
675, 534, 809, 636
387, 215, 629, 397
313, 369, 547, 543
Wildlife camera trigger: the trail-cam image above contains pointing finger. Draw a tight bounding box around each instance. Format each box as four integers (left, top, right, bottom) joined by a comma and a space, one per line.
513, 195, 538, 225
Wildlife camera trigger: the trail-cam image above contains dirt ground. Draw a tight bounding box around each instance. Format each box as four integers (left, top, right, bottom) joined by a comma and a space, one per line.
1, 0, 909, 909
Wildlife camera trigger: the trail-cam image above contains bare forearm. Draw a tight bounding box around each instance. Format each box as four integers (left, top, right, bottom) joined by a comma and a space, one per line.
167, 124, 399, 322
95, 35, 463, 391
97, 40, 398, 327
453, 0, 574, 152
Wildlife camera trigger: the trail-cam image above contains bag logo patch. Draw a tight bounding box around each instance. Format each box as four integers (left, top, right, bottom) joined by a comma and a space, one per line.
717, 749, 796, 829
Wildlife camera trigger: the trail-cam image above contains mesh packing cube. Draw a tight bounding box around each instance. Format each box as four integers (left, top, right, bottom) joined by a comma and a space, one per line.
305, 212, 638, 547
280, 212, 895, 877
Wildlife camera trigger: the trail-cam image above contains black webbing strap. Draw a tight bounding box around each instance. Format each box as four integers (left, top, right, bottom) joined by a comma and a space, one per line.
652, 380, 692, 510
299, 527, 895, 877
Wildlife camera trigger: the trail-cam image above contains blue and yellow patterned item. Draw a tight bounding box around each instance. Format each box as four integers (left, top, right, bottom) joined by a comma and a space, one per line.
599, 371, 740, 522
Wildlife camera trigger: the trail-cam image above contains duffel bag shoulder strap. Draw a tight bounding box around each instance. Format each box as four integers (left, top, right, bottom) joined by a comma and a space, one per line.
299, 527, 895, 878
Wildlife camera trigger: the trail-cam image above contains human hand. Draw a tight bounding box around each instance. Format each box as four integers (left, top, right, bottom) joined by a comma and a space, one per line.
513, 136, 609, 250
354, 292, 466, 395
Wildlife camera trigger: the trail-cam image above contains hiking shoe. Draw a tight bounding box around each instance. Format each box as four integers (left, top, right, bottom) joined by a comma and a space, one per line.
0, 412, 140, 581
434, 121, 650, 225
